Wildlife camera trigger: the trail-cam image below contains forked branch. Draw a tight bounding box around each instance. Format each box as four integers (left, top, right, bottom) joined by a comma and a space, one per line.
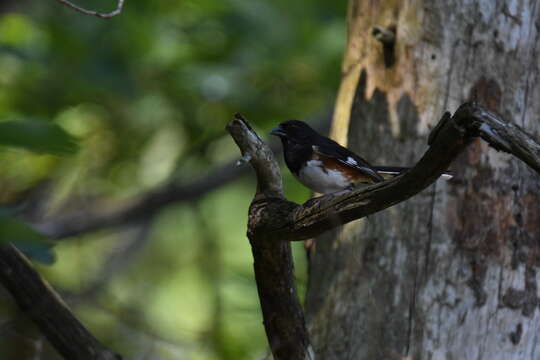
227, 115, 311, 360
226, 102, 540, 360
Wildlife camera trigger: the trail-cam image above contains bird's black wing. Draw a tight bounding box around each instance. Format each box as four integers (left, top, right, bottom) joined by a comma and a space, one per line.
311, 136, 384, 183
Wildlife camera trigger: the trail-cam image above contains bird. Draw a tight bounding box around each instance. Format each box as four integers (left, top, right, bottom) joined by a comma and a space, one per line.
270, 120, 451, 194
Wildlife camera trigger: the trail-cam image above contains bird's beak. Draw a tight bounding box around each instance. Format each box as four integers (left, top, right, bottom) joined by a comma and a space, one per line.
270, 125, 286, 137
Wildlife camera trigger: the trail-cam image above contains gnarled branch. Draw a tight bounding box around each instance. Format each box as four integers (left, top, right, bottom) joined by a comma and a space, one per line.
226, 102, 540, 360
227, 115, 311, 360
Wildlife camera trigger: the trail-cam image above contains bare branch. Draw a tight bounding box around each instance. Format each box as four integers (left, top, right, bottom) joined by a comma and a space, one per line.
29, 111, 332, 239
226, 102, 540, 360
247, 103, 540, 242
0, 245, 122, 359
67, 220, 153, 300
33, 159, 248, 238
55, 0, 125, 19
289, 104, 540, 239
226, 114, 311, 360
227, 114, 284, 200
464, 106, 540, 173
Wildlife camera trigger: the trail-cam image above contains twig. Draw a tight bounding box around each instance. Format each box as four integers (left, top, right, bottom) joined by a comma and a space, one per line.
33, 159, 249, 238
29, 111, 332, 239
67, 219, 153, 300
55, 0, 125, 19
0, 245, 122, 359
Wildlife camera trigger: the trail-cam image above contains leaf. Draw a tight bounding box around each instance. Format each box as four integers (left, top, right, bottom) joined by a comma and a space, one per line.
13, 242, 56, 265
0, 216, 47, 244
0, 216, 56, 265
0, 119, 79, 155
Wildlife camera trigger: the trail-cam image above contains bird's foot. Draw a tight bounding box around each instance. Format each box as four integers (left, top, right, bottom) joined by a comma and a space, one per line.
328, 184, 355, 198
303, 185, 356, 208
303, 195, 324, 208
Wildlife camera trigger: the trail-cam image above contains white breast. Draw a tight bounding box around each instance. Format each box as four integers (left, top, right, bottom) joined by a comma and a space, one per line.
296, 160, 350, 194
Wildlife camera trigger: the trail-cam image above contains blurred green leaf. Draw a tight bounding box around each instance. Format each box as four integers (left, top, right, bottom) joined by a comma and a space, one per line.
0, 119, 79, 155
0, 215, 56, 265
0, 216, 46, 244
13, 242, 56, 265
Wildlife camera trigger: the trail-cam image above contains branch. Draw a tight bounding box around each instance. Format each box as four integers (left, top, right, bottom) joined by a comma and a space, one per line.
462, 106, 540, 173
226, 115, 311, 360
243, 103, 539, 242
55, 0, 124, 19
34, 160, 249, 238
285, 103, 540, 240
67, 220, 153, 300
30, 111, 332, 239
227, 114, 284, 200
226, 102, 540, 360
0, 245, 122, 359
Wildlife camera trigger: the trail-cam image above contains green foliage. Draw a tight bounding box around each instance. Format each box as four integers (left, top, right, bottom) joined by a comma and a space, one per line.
0, 118, 78, 154
0, 210, 55, 264
0, 0, 346, 358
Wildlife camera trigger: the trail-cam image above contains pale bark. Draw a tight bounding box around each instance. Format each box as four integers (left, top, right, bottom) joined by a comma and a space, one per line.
306, 1, 540, 360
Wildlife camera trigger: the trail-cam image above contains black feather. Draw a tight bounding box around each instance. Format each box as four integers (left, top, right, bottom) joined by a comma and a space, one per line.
272, 120, 383, 183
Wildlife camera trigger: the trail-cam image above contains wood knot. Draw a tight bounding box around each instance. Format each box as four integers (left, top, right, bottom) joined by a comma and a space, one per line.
469, 77, 502, 113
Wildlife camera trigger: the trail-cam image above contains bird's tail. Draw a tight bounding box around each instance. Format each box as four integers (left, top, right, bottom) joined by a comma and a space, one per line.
374, 166, 453, 180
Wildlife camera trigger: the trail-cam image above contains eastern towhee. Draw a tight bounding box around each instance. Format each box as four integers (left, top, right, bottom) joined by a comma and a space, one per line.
271, 120, 451, 194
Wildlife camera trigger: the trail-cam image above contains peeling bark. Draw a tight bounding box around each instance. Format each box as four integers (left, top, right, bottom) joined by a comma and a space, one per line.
306, 1, 540, 359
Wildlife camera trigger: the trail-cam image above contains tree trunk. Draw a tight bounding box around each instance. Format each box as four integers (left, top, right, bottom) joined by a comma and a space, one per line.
306, 1, 540, 359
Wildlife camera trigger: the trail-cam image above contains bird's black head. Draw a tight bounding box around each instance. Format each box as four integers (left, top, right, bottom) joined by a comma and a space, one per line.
270, 120, 318, 143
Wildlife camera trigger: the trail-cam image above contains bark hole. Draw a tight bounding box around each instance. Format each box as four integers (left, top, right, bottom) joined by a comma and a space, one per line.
510, 323, 523, 345
372, 25, 396, 68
